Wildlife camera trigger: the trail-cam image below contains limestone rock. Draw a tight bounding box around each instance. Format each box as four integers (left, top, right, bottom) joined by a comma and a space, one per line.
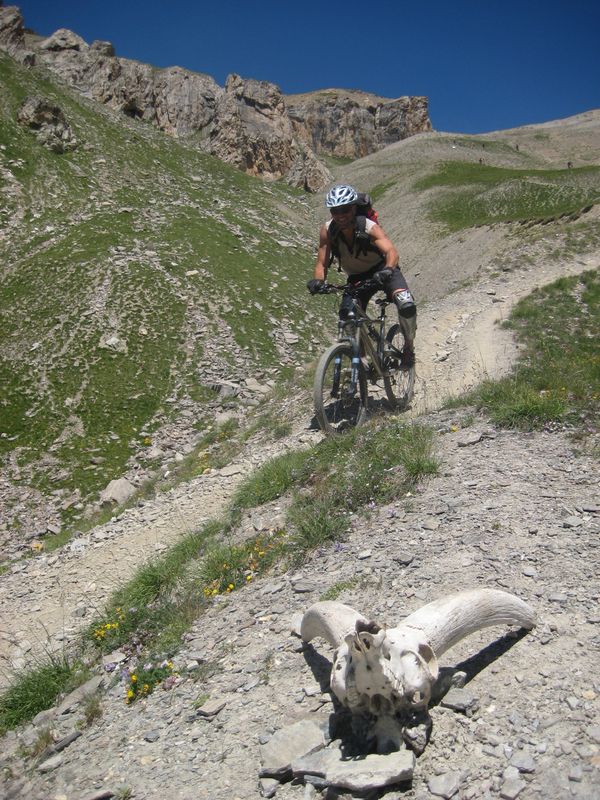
16, 96, 78, 153
293, 743, 415, 791
99, 478, 136, 507
0, 5, 34, 63
39, 28, 88, 52
259, 718, 328, 778
286, 88, 432, 159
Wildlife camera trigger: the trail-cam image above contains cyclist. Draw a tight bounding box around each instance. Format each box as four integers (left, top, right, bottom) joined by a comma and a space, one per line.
307, 183, 417, 366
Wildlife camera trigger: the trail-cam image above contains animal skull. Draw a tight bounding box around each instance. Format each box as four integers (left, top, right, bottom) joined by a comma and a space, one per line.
301, 589, 535, 754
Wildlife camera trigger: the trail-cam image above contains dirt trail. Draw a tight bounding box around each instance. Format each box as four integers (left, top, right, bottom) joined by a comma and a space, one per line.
0, 252, 597, 688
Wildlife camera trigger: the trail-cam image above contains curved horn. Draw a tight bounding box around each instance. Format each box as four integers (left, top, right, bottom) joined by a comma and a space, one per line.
301, 601, 368, 649
400, 589, 535, 657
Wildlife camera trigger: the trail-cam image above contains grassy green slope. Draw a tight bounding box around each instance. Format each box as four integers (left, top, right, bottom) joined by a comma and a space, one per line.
0, 52, 320, 509
414, 161, 600, 230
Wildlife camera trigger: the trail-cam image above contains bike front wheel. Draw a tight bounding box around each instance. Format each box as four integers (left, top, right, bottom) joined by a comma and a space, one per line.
314, 342, 369, 434
383, 324, 415, 410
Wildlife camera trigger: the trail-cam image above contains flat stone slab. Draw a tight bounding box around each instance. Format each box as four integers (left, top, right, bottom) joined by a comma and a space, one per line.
259, 719, 328, 778
293, 744, 415, 791
428, 770, 462, 798
195, 699, 226, 718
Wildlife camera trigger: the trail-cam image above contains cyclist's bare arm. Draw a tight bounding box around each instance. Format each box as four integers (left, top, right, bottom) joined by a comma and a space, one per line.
313, 224, 330, 282
369, 224, 399, 268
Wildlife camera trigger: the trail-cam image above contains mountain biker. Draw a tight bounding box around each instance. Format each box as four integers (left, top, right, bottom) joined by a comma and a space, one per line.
307, 183, 417, 366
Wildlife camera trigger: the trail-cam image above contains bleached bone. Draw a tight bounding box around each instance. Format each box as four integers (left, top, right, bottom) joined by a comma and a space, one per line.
301, 589, 535, 753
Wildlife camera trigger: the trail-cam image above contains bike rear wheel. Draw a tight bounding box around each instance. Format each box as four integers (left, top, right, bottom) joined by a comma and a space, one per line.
314, 342, 369, 434
383, 324, 415, 410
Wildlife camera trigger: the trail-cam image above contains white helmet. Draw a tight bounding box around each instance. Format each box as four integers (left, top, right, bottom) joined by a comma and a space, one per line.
325, 184, 358, 208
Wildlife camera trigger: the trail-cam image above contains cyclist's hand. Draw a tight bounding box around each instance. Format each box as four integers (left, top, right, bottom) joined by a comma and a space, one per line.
307, 278, 325, 295
373, 268, 394, 287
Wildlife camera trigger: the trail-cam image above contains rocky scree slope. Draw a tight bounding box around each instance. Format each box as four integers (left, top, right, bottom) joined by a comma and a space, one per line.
0, 3, 432, 191
0, 406, 599, 800
1, 146, 599, 787
0, 229, 597, 691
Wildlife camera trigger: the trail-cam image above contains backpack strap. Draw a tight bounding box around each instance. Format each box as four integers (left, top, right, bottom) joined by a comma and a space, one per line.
327, 219, 340, 269
353, 215, 373, 257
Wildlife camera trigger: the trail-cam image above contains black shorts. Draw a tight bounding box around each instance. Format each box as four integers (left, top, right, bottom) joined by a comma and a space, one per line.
340, 265, 410, 317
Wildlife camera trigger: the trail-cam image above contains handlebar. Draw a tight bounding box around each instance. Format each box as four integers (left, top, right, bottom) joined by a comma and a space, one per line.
316, 278, 382, 295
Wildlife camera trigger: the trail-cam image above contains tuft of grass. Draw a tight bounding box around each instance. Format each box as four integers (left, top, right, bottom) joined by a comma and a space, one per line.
288, 420, 439, 559
230, 448, 312, 515
0, 655, 75, 733
80, 692, 103, 728
86, 522, 222, 654
199, 532, 287, 597
320, 579, 357, 601
26, 726, 55, 758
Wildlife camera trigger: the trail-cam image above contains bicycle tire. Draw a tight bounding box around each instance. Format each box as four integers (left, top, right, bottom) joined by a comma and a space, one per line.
314, 342, 369, 434
383, 324, 415, 410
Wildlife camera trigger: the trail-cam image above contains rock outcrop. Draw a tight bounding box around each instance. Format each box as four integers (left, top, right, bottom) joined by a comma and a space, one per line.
210, 74, 331, 190
16, 95, 78, 152
0, 2, 33, 63
0, 5, 431, 189
286, 89, 432, 159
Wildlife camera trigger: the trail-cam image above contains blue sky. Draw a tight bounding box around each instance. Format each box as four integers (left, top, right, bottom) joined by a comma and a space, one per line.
16, 0, 600, 134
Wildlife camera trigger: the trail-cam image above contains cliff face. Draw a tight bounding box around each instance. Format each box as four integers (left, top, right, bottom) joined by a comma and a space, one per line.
286, 89, 432, 159
0, 5, 432, 189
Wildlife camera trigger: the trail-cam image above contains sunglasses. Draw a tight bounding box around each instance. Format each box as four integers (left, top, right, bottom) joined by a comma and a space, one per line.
330, 206, 355, 216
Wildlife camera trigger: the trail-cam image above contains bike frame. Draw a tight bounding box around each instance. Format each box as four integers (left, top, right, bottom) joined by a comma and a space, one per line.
336, 293, 392, 391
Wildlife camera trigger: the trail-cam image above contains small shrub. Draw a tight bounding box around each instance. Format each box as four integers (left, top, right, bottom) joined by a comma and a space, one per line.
200, 531, 286, 597
123, 660, 176, 704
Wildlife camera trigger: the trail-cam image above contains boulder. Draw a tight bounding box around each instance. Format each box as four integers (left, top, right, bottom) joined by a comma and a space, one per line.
99, 478, 136, 507
38, 28, 88, 52
16, 96, 78, 153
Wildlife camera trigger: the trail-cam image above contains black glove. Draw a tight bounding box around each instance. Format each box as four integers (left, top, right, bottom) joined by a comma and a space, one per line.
307, 278, 324, 295
373, 268, 394, 286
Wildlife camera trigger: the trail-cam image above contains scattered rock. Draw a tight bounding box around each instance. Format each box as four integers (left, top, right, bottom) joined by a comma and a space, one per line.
427, 771, 462, 798
259, 719, 328, 778
99, 478, 136, 506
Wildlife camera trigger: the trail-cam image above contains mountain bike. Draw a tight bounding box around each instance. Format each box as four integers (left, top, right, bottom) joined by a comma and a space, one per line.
313, 279, 415, 435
